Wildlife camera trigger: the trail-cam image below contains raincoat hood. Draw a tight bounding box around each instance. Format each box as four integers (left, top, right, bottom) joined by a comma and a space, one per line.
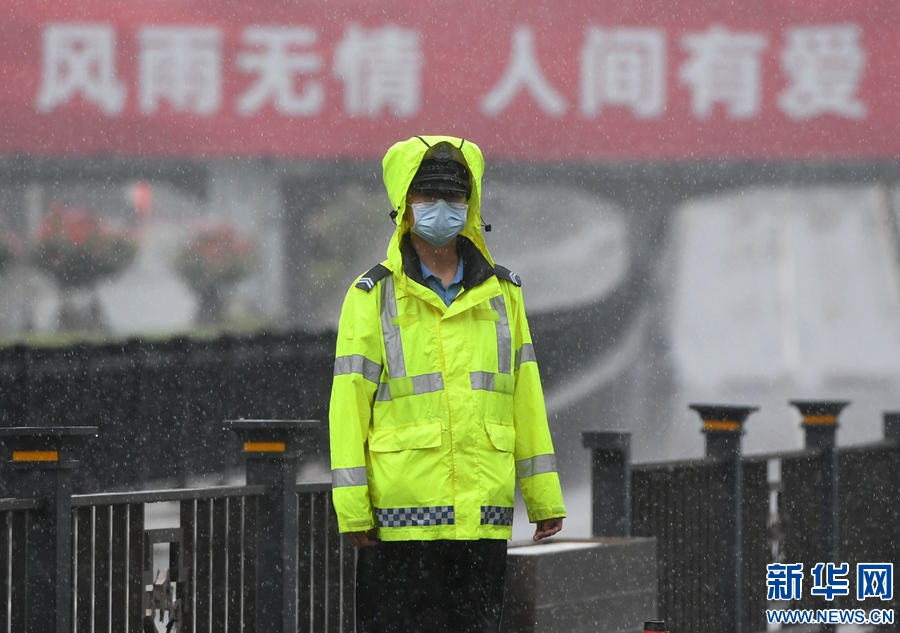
382, 135, 492, 270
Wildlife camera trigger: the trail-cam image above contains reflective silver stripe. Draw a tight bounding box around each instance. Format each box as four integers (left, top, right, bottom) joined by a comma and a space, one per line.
515, 343, 537, 371
516, 454, 558, 479
412, 373, 444, 394
380, 276, 406, 378
334, 354, 383, 384
490, 296, 511, 375
375, 373, 445, 401
470, 371, 495, 391
332, 466, 368, 488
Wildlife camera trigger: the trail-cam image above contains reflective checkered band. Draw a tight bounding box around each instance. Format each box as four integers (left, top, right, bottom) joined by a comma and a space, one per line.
375, 506, 455, 527
481, 506, 514, 526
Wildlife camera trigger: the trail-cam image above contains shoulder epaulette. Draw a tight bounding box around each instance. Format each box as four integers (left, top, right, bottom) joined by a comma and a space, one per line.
355, 264, 391, 292
494, 265, 522, 287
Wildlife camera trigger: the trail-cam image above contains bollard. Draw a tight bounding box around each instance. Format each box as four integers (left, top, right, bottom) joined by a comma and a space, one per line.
643, 620, 668, 633
790, 400, 849, 570
225, 419, 320, 633
690, 403, 758, 633
884, 411, 900, 441
581, 430, 631, 537
790, 400, 849, 633
0, 426, 96, 633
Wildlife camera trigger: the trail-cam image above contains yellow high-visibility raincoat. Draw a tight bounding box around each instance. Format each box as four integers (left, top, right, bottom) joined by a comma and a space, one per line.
329, 135, 566, 541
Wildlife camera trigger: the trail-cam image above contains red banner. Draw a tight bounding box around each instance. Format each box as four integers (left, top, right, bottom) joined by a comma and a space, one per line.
1, 0, 898, 160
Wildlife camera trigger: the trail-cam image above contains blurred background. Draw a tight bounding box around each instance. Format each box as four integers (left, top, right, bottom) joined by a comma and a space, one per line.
2, 0, 899, 503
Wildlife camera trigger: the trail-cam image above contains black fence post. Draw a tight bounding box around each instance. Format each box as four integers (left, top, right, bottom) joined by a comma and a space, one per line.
885, 411, 900, 442
690, 403, 758, 633
885, 411, 900, 633
0, 345, 28, 426
0, 426, 96, 633
581, 430, 631, 537
790, 400, 849, 570
225, 419, 321, 633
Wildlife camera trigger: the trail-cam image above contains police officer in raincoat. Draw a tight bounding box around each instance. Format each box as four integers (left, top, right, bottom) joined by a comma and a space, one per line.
329, 135, 566, 632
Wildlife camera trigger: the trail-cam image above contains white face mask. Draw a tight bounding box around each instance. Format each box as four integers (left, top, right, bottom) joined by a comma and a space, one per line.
410, 200, 468, 247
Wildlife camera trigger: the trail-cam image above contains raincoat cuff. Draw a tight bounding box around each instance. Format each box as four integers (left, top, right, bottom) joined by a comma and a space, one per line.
526, 505, 567, 523
340, 517, 376, 533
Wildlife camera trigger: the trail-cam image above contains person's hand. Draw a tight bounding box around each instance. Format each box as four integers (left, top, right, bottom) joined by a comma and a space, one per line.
533, 518, 563, 541
347, 529, 380, 548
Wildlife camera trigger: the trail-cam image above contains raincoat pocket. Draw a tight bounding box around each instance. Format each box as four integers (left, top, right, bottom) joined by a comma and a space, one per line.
369, 422, 443, 453
484, 421, 516, 453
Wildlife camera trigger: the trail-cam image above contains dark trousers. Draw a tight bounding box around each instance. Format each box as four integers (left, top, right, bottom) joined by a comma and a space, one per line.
356, 539, 508, 633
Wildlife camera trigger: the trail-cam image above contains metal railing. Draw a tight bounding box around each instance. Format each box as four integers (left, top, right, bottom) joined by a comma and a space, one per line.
71, 485, 268, 633
3, 401, 897, 633
0, 421, 354, 633
0, 498, 41, 632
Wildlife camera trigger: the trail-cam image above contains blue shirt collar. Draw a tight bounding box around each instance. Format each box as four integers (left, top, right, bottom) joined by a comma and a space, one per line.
420, 257, 464, 286
420, 256, 464, 306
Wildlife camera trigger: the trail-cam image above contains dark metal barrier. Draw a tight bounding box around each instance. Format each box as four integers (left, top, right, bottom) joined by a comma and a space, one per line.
740, 458, 768, 633
632, 457, 728, 633
630, 457, 768, 633
837, 443, 900, 619
586, 404, 900, 633
0, 331, 336, 492
778, 449, 827, 614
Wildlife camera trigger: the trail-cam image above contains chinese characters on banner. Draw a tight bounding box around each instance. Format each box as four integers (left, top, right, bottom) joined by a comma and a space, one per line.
34, 23, 866, 122
2, 0, 898, 159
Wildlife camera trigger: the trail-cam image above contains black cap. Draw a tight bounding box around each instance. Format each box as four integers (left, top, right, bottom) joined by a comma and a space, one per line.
410, 142, 471, 197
